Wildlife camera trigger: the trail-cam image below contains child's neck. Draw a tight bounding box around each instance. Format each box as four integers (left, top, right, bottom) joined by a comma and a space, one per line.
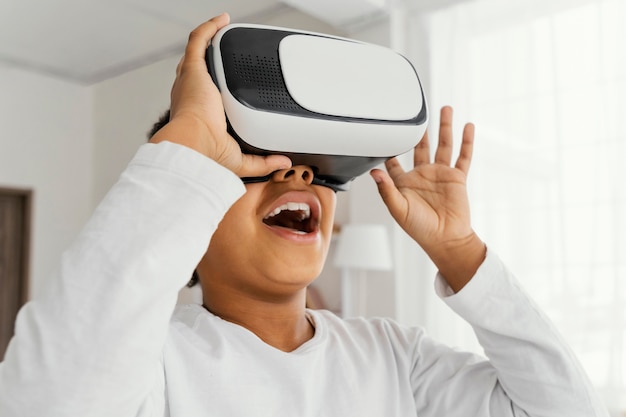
202, 287, 314, 352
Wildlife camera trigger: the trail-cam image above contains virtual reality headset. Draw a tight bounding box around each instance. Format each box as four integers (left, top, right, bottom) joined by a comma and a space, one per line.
206, 24, 428, 191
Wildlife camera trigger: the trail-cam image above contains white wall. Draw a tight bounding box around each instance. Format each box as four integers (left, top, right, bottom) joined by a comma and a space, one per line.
0, 63, 93, 298
92, 56, 177, 205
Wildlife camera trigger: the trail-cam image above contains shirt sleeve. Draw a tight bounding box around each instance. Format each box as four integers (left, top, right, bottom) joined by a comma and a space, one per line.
0, 142, 245, 417
411, 248, 609, 417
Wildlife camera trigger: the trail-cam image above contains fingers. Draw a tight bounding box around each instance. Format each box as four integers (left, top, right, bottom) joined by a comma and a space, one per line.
176, 54, 184, 77
384, 157, 406, 181
171, 55, 184, 98
429, 106, 475, 174
237, 154, 292, 178
434, 106, 454, 166
414, 129, 430, 167
389, 105, 472, 178
455, 122, 475, 174
370, 169, 407, 220
172, 14, 229, 99
185, 13, 230, 62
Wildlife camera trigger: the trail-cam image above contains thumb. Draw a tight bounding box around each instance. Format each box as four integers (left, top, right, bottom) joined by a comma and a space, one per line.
370, 168, 407, 219
236, 154, 292, 178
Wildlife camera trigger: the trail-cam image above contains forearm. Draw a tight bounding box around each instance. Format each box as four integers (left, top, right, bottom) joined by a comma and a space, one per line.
439, 249, 609, 416
0, 142, 244, 417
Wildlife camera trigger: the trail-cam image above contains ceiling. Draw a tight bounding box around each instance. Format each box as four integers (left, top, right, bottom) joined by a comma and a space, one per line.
0, 0, 463, 85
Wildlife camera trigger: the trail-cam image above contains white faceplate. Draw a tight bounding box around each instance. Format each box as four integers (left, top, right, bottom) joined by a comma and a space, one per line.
212, 24, 428, 157
279, 35, 422, 121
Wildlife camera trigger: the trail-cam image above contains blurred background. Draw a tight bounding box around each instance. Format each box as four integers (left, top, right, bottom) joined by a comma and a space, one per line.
0, 0, 623, 414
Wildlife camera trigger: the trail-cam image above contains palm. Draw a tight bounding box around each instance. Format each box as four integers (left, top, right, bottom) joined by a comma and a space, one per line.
373, 106, 475, 254
389, 159, 472, 250
156, 14, 290, 179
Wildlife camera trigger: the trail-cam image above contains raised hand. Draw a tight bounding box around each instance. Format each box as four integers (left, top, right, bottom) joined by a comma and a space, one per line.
150, 14, 291, 178
371, 106, 486, 291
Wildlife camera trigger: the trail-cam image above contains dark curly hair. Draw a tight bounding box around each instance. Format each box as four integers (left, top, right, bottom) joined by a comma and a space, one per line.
148, 109, 199, 288
147, 109, 171, 139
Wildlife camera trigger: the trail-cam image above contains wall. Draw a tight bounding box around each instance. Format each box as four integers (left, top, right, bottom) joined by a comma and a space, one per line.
0, 63, 93, 298
92, 56, 177, 205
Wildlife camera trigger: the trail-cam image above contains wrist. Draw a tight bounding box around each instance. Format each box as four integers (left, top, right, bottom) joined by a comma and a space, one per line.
427, 232, 486, 293
149, 116, 215, 158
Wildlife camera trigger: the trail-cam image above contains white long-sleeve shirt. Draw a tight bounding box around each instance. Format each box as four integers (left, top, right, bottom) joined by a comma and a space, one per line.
0, 142, 609, 417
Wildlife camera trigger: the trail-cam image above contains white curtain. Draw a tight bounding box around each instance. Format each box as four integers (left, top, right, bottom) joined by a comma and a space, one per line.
399, 0, 625, 413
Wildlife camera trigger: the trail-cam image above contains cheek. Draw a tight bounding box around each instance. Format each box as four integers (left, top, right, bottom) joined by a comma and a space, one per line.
203, 195, 259, 259
211, 206, 257, 249
214, 185, 263, 240
320, 190, 337, 231
200, 213, 264, 283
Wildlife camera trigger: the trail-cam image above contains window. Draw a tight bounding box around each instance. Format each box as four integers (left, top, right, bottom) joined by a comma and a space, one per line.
420, 0, 625, 413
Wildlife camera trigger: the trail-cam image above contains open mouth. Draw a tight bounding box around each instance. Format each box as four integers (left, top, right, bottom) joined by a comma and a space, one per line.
263, 202, 318, 234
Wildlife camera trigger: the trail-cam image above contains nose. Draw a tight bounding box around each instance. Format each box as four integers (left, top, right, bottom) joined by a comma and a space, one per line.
271, 165, 314, 185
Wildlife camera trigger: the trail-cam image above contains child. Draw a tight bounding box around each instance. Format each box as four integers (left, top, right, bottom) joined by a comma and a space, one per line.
0, 13, 608, 417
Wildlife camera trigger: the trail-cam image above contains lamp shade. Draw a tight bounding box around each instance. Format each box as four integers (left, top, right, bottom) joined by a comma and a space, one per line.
333, 224, 393, 271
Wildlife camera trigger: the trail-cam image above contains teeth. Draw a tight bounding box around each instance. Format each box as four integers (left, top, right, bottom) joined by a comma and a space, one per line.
265, 202, 311, 219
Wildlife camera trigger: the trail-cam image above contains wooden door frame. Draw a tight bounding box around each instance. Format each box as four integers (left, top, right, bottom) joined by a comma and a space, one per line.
0, 186, 32, 304
0, 186, 32, 359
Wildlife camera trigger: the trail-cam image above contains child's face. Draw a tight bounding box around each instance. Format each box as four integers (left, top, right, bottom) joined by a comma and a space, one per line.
197, 165, 337, 296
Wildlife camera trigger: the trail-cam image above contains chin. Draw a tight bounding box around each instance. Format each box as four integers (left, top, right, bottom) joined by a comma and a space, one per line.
274, 253, 326, 283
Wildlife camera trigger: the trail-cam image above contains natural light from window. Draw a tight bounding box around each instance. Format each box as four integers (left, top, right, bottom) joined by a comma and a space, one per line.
424, 0, 625, 414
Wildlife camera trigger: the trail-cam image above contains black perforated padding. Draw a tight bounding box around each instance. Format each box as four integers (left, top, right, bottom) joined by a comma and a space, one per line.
215, 28, 313, 116
230, 53, 301, 111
